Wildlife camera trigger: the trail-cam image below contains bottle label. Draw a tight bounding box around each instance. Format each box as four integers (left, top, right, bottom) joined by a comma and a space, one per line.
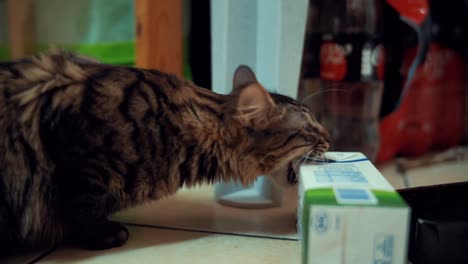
320, 34, 383, 82
320, 42, 347, 81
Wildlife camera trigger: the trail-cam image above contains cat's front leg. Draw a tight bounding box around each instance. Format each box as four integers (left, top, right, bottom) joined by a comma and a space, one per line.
64, 198, 130, 250
72, 220, 129, 250
0, 202, 20, 256
57, 167, 129, 250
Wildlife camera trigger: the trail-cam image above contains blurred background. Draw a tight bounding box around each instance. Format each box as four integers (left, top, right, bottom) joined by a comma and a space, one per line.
1, 0, 467, 180
298, 0, 468, 171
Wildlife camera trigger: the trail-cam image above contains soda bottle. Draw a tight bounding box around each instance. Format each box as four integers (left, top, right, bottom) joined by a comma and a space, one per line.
315, 0, 385, 161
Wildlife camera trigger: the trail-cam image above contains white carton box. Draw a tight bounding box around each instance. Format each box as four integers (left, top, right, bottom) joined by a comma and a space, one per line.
298, 152, 410, 264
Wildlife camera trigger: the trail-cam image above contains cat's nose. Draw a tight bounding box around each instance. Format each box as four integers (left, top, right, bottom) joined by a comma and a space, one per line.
318, 125, 330, 143
321, 140, 330, 151
319, 126, 330, 151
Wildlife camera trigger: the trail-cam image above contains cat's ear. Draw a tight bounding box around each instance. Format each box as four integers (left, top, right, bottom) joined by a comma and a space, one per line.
234, 83, 275, 129
233, 65, 258, 92
232, 65, 275, 129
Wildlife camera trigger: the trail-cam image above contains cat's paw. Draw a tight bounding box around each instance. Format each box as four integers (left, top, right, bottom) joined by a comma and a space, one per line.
76, 221, 129, 250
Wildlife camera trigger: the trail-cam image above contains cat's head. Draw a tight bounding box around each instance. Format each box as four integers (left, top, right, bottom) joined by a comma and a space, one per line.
228, 65, 330, 187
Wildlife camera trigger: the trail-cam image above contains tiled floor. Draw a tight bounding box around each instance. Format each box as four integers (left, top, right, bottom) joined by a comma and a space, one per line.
403, 160, 468, 188
4, 159, 468, 264
38, 226, 299, 264
376, 161, 407, 189
376, 158, 468, 190
2, 248, 54, 264
114, 185, 299, 240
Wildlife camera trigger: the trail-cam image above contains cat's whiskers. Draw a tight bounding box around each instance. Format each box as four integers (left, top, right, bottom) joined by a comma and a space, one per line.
308, 148, 328, 164
311, 151, 320, 162
300, 151, 313, 168
295, 151, 311, 169
296, 150, 313, 170
288, 151, 312, 182
300, 88, 347, 106
320, 151, 328, 164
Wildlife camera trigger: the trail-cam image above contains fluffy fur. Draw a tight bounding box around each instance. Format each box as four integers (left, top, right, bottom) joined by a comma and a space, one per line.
0, 51, 329, 253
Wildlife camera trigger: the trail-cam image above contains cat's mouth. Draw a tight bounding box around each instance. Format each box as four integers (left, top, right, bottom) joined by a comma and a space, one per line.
267, 141, 329, 187
285, 143, 328, 185
287, 161, 299, 185
314, 141, 329, 153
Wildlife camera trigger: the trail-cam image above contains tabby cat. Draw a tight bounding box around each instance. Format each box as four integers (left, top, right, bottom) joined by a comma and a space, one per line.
0, 51, 329, 253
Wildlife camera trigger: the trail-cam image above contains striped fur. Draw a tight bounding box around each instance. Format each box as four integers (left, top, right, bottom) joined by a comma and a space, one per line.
0, 51, 329, 252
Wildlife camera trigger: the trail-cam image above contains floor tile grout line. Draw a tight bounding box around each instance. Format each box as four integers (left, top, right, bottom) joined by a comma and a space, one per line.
27, 246, 56, 264
119, 221, 299, 242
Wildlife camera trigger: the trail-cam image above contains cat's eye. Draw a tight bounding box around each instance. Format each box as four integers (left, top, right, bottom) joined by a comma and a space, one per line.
304, 124, 314, 133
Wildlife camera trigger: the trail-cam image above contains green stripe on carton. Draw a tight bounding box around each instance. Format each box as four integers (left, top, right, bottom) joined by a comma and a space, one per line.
301, 188, 336, 264
303, 188, 406, 207
372, 190, 407, 207
304, 188, 338, 205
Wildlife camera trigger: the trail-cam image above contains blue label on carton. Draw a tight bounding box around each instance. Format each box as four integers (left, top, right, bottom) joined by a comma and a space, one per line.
373, 233, 394, 264
336, 188, 372, 201
312, 211, 329, 234
314, 164, 368, 183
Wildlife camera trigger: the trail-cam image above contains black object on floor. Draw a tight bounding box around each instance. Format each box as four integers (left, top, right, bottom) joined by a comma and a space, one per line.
398, 182, 468, 264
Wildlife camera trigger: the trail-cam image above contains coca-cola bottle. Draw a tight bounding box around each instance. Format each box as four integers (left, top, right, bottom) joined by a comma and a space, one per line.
314, 0, 384, 161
